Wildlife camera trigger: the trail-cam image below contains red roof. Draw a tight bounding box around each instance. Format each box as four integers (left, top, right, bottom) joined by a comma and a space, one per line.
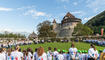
65, 12, 75, 18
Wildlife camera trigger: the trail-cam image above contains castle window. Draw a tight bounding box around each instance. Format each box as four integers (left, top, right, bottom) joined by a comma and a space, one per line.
65, 17, 68, 19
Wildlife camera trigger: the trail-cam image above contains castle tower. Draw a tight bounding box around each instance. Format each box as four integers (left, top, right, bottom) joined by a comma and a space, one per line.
52, 19, 57, 31
59, 12, 81, 37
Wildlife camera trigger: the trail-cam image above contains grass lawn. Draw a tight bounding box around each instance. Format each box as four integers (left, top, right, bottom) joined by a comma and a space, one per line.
19, 42, 105, 52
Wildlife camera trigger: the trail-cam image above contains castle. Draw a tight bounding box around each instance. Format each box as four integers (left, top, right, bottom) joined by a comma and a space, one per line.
52, 12, 81, 37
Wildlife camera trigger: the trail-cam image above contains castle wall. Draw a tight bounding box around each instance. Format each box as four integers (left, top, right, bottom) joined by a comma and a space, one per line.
58, 22, 79, 37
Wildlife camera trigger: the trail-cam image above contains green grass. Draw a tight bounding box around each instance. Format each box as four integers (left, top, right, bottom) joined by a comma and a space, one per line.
19, 42, 105, 52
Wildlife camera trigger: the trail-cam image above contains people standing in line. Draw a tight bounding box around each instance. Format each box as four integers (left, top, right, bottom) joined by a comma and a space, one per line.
37, 47, 47, 60
69, 43, 78, 60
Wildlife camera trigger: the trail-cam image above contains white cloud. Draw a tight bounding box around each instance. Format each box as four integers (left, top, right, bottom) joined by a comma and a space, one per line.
73, 2, 78, 6
17, 5, 35, 10
84, 16, 94, 21
24, 9, 46, 17
86, 0, 105, 13
0, 7, 13, 11
57, 0, 69, 2
23, 9, 52, 20
71, 11, 86, 17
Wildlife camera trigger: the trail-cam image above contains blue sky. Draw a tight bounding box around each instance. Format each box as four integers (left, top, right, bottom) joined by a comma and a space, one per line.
0, 0, 105, 34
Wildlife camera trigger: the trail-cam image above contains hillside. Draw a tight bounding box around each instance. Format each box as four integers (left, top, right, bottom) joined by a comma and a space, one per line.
85, 10, 105, 34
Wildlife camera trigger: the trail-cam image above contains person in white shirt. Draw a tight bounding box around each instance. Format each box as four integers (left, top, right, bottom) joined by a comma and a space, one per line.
37, 47, 47, 60
33, 48, 38, 60
19, 48, 24, 60
0, 48, 5, 60
11, 46, 23, 60
7, 48, 12, 60
57, 50, 64, 60
47, 47, 52, 60
88, 44, 94, 60
53, 48, 59, 60
27, 48, 33, 59
2, 48, 6, 60
93, 46, 98, 60
69, 43, 78, 60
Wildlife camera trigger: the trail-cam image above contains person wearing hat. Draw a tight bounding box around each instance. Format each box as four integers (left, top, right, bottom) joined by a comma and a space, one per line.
53, 48, 59, 60
81, 50, 86, 60
62, 50, 67, 60
78, 50, 82, 60
84, 50, 88, 60
69, 43, 78, 60
47, 47, 52, 60
0, 48, 5, 60
57, 50, 64, 60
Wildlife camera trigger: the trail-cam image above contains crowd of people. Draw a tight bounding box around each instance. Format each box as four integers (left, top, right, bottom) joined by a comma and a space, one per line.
0, 40, 33, 48
0, 42, 105, 60
83, 39, 105, 46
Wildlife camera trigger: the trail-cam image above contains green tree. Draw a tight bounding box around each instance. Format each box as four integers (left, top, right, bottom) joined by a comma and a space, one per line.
0, 31, 26, 38
73, 23, 93, 36
37, 20, 56, 38
85, 10, 105, 34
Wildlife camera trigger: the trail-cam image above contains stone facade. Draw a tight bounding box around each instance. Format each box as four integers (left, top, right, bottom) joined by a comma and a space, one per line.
53, 12, 81, 37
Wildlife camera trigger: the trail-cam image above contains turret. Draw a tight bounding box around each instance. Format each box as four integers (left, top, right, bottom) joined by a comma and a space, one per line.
52, 19, 57, 31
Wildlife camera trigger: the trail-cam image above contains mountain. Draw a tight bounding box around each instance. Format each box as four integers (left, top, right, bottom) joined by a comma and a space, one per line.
85, 10, 105, 34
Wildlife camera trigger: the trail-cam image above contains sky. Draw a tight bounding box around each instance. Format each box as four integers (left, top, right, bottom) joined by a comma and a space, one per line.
0, 0, 105, 34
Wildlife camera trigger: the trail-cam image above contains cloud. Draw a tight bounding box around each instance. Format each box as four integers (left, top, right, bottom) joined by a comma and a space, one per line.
86, 0, 105, 13
71, 11, 86, 17
24, 9, 46, 17
57, 0, 69, 2
73, 2, 78, 6
23, 9, 52, 20
0, 7, 13, 11
84, 16, 94, 21
17, 5, 35, 10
